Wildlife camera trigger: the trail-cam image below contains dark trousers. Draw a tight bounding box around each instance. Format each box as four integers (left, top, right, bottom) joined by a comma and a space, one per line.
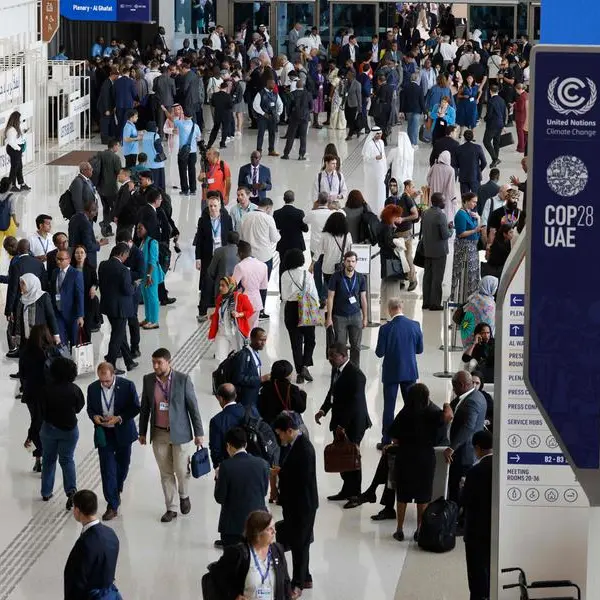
465, 539, 491, 600
259, 258, 273, 310
177, 151, 197, 193
282, 118, 308, 157
483, 127, 501, 162
57, 314, 79, 349
195, 107, 204, 133
128, 315, 140, 352
423, 256, 447, 308
339, 433, 364, 497
198, 262, 215, 315
313, 254, 326, 303
106, 316, 133, 368
7, 145, 24, 186
287, 513, 316, 589
98, 428, 132, 510
99, 194, 116, 225
207, 113, 229, 148
100, 114, 116, 143
116, 108, 129, 140
345, 106, 359, 136
382, 381, 415, 443
284, 301, 316, 373
448, 460, 469, 506
125, 154, 137, 168
257, 115, 276, 152
460, 181, 480, 195
365, 452, 396, 508
158, 282, 168, 303
26, 399, 43, 458
152, 168, 166, 193
220, 533, 244, 546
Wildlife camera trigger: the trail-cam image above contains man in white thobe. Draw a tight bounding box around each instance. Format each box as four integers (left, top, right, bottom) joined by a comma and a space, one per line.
362, 127, 387, 215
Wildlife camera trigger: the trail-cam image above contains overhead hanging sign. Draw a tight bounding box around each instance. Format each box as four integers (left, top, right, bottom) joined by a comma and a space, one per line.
60, 0, 150, 22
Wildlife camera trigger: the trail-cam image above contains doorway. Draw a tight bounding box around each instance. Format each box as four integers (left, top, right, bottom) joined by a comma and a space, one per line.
276, 3, 315, 56
232, 1, 271, 35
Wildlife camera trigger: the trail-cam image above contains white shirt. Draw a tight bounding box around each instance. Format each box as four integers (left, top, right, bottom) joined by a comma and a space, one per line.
280, 267, 319, 302
304, 207, 333, 254
81, 519, 100, 535
145, 69, 161, 91
252, 91, 283, 118
5, 126, 23, 151
311, 169, 348, 202
239, 209, 281, 262
481, 195, 505, 227
349, 44, 356, 62
439, 42, 457, 61
458, 52, 475, 70
317, 232, 353, 275
487, 54, 502, 79
210, 32, 222, 51
28, 233, 55, 260
230, 201, 257, 233
308, 34, 322, 51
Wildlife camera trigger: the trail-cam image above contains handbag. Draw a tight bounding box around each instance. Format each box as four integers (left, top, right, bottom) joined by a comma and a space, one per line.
72, 328, 94, 375
324, 427, 361, 473
383, 258, 406, 280
293, 272, 323, 328
413, 239, 425, 269
191, 446, 211, 478
499, 131, 515, 148
177, 122, 195, 160
154, 133, 167, 162
333, 233, 348, 272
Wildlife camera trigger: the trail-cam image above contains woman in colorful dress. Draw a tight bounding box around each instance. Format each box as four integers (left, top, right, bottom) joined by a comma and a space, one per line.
455, 74, 480, 138
312, 61, 326, 129
459, 276, 499, 348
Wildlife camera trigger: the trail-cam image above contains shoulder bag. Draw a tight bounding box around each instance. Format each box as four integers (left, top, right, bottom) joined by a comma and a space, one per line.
334, 233, 348, 272
177, 122, 195, 161
273, 381, 310, 439
413, 238, 425, 269
291, 271, 323, 328
154, 133, 167, 162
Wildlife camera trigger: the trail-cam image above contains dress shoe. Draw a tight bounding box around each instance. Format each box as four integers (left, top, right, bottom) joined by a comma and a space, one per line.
131, 348, 141, 359
281, 155, 289, 160
296, 374, 305, 384
160, 297, 177, 306
298, 155, 306, 160
20, 184, 31, 191
376, 442, 384, 451
327, 492, 350, 501
6, 349, 19, 358
180, 496, 191, 515
345, 135, 353, 141
413, 529, 420, 541
303, 579, 313, 589
10, 186, 21, 192
114, 368, 126, 375
358, 491, 377, 504
429, 305, 443, 311
9, 372, 20, 379
160, 510, 178, 522
66, 490, 77, 510
33, 458, 42, 473
408, 281, 418, 292
343, 497, 362, 509
42, 494, 53, 501
102, 507, 118, 521
371, 508, 396, 521
300, 367, 313, 382
393, 529, 405, 542
421, 304, 431, 310
214, 539, 225, 548
268, 151, 280, 157
126, 361, 139, 371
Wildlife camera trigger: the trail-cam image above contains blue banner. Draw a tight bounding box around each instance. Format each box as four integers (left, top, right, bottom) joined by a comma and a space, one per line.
507, 452, 568, 466
526, 47, 600, 470
60, 0, 150, 21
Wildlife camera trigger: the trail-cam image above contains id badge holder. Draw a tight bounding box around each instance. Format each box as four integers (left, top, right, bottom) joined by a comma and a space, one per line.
55, 293, 61, 303
348, 296, 357, 305
159, 401, 169, 411
256, 587, 272, 600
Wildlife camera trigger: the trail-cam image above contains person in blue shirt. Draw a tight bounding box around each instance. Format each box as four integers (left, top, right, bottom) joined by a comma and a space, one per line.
170, 111, 201, 196
452, 192, 484, 303
122, 110, 142, 169
91, 36, 104, 58
140, 121, 166, 191
430, 95, 456, 143
51, 46, 68, 61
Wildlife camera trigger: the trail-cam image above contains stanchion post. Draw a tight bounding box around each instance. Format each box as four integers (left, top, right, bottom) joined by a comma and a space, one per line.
434, 300, 454, 379
438, 301, 465, 352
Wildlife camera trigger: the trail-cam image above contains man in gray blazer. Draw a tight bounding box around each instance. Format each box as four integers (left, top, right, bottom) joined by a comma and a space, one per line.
139, 347, 204, 522
421, 192, 453, 310
287, 23, 303, 61
445, 370, 487, 517
344, 70, 363, 140
207, 231, 239, 300
153, 66, 176, 135
69, 162, 99, 215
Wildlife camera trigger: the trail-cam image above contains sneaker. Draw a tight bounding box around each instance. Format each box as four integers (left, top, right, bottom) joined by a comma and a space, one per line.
196, 313, 208, 323
20, 184, 31, 191
179, 190, 190, 196
160, 510, 177, 522
298, 155, 306, 160
259, 311, 270, 320
234, 131, 242, 137
10, 186, 20, 192
281, 155, 289, 160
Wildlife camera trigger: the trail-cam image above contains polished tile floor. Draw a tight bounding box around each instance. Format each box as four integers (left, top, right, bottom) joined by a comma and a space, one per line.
0, 113, 524, 600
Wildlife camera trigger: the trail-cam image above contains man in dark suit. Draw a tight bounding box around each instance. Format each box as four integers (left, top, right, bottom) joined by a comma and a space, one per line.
231, 327, 269, 412
98, 243, 138, 375
97, 67, 118, 144
455, 129, 487, 194
375, 298, 423, 446
207, 231, 240, 300
46, 232, 68, 281
273, 190, 307, 268
445, 370, 487, 509
153, 25, 169, 54
315, 342, 371, 506
483, 84, 507, 168
113, 168, 137, 237
477, 168, 501, 216
237, 150, 272, 205
209, 383, 246, 469
462, 429, 493, 600
429, 125, 460, 169
97, 139, 122, 237
113, 66, 138, 139
64, 490, 121, 600
214, 426, 269, 546
337, 35, 358, 69
86, 362, 140, 521
176, 60, 201, 121
51, 249, 84, 348
273, 412, 319, 595
116, 230, 144, 358
401, 72, 426, 146
68, 200, 109, 269
421, 192, 453, 310
153, 66, 176, 135
281, 78, 313, 160
401, 21, 421, 52
134, 184, 161, 241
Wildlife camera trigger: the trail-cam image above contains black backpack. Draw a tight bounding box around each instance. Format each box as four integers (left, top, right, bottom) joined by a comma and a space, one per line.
212, 349, 243, 394
59, 189, 75, 220
359, 208, 382, 246
242, 409, 279, 466
418, 497, 459, 553
89, 152, 102, 187
0, 193, 12, 230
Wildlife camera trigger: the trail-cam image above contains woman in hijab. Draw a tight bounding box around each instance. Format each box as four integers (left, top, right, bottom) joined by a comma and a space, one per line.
141, 121, 166, 191
386, 132, 414, 183
362, 126, 387, 215
17, 273, 60, 345
208, 276, 254, 360
426, 150, 457, 222
459, 276, 498, 348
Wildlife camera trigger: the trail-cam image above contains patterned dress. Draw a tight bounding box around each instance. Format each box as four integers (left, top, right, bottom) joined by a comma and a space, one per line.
451, 208, 481, 303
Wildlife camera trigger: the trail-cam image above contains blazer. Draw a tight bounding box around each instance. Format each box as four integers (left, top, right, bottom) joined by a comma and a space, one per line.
375, 315, 423, 384
485, 94, 507, 130
209, 402, 246, 468
208, 291, 254, 340
96, 78, 115, 115
98, 257, 135, 318
455, 141, 487, 183
114, 75, 137, 109
153, 74, 176, 108
449, 389, 487, 466
135, 203, 160, 241
401, 81, 426, 114
214, 451, 269, 535
319, 361, 372, 443
86, 377, 140, 447
178, 70, 201, 115
69, 214, 100, 268
421, 206, 452, 258
462, 453, 492, 546
64, 522, 119, 600
5, 254, 47, 316
17, 293, 59, 337
51, 266, 84, 322
476, 180, 500, 216
113, 182, 136, 228
208, 542, 291, 600
278, 433, 318, 518
237, 163, 272, 201
97, 150, 122, 197
401, 26, 421, 52
337, 43, 356, 68
46, 248, 59, 280
69, 175, 97, 215
138, 370, 204, 444
273, 204, 308, 255
207, 244, 239, 293
345, 79, 362, 109
194, 208, 234, 261
230, 347, 262, 410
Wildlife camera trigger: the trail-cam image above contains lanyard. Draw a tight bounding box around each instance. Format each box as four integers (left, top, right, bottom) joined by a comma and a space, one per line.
343, 273, 357, 295
326, 172, 334, 190
210, 217, 221, 237
38, 235, 49, 255
156, 375, 171, 401
504, 208, 517, 222
250, 546, 271, 586
251, 348, 262, 369
101, 387, 115, 413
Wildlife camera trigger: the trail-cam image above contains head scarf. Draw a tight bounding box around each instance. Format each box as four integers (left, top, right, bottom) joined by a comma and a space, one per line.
220, 276, 237, 297
437, 150, 451, 166
391, 132, 414, 183
20, 273, 45, 307
478, 276, 499, 298
361, 127, 383, 158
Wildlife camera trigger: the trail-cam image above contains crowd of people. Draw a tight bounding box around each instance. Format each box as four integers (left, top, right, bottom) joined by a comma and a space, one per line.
0, 2, 536, 599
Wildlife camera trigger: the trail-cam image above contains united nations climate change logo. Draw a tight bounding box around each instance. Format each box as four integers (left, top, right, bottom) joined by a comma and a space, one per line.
548, 77, 597, 115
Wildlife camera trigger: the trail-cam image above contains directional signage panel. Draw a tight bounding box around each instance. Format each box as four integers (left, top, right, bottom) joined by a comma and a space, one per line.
526, 45, 600, 501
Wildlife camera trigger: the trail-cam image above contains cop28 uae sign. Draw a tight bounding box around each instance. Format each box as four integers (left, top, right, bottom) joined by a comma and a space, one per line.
525, 45, 600, 505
